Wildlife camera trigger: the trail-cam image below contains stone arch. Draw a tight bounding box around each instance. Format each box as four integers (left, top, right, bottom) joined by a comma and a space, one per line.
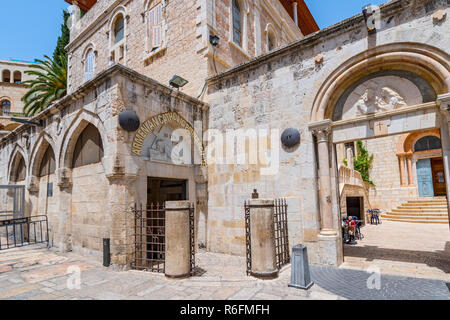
265, 23, 278, 50
397, 129, 441, 154
310, 42, 450, 122
59, 110, 109, 171
108, 6, 128, 46
29, 133, 57, 179
8, 145, 27, 183
144, 0, 162, 10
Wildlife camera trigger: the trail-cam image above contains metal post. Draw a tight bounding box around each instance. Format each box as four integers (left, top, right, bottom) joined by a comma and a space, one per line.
103, 238, 111, 267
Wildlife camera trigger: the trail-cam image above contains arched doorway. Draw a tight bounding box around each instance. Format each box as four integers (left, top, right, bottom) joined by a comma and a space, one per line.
308, 43, 450, 269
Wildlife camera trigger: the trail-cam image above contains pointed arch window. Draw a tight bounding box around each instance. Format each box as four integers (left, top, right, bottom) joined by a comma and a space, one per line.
72, 124, 104, 168
2, 70, 10, 83
232, 0, 242, 47
13, 71, 22, 84
84, 49, 95, 82
114, 14, 125, 44
39, 146, 56, 177
13, 156, 26, 182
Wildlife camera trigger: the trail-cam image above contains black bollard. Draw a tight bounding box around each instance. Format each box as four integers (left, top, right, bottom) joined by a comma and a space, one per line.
103, 238, 111, 267
288, 245, 314, 290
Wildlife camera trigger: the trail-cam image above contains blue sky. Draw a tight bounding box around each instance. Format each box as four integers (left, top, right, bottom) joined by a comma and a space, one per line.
0, 0, 387, 62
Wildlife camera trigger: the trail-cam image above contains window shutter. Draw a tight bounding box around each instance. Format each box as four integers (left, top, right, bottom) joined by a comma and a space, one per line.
150, 4, 162, 49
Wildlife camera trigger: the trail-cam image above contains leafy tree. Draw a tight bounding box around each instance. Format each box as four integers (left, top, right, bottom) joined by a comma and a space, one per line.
21, 55, 67, 116
53, 10, 71, 61
354, 141, 375, 186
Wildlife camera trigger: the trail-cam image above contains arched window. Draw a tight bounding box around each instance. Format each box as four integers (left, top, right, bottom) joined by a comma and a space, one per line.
268, 32, 276, 51
414, 136, 442, 152
13, 156, 26, 182
72, 124, 104, 168
2, 70, 10, 83
232, 0, 242, 47
84, 49, 95, 82
1, 100, 11, 115
114, 14, 125, 44
13, 71, 22, 84
39, 146, 56, 177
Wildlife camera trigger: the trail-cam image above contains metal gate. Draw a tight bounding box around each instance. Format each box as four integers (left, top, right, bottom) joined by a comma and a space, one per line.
245, 198, 290, 275
0, 216, 49, 250
133, 203, 196, 274
0, 185, 25, 221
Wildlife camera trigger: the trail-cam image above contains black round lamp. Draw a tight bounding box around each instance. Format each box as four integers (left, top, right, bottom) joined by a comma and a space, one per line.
119, 110, 140, 132
281, 128, 301, 148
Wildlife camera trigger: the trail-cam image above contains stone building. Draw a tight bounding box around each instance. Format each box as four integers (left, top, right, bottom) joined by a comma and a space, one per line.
0, 60, 35, 136
0, 0, 448, 269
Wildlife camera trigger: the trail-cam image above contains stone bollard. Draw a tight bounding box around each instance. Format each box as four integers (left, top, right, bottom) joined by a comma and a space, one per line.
165, 201, 191, 278
249, 199, 278, 279
289, 245, 314, 290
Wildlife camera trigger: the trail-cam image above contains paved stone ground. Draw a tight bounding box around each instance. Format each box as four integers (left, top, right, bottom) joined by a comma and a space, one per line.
0, 243, 448, 300
342, 221, 450, 281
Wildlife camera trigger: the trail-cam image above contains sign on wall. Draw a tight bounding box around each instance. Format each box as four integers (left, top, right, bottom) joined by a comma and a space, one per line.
132, 111, 205, 166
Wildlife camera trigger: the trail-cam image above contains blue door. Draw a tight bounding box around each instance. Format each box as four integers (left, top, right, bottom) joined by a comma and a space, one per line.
416, 159, 434, 197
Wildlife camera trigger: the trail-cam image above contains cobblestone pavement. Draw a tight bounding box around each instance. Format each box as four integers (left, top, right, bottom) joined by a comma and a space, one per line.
342, 221, 450, 281
0, 243, 449, 300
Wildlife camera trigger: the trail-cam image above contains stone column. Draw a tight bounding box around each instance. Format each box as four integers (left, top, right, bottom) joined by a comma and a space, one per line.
248, 198, 278, 279
309, 120, 340, 266
292, 1, 299, 25
406, 153, 414, 186
437, 93, 450, 226
57, 168, 73, 252
398, 154, 407, 187
165, 201, 192, 279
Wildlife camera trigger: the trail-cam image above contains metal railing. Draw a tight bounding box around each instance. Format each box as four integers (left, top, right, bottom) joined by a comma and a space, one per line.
0, 215, 49, 250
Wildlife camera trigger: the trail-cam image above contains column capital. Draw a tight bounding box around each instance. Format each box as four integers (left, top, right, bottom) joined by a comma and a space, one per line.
309, 120, 332, 143
437, 93, 450, 113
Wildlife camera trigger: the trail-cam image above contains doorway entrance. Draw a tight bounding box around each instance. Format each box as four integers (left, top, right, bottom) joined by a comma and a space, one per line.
147, 178, 187, 204
346, 197, 363, 221
431, 158, 446, 197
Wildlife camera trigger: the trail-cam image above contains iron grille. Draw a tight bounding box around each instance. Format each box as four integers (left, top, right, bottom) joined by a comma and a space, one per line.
244, 200, 252, 275
244, 199, 290, 275
133, 203, 166, 273
0, 215, 49, 250
274, 198, 290, 269
189, 203, 196, 275
133, 203, 196, 275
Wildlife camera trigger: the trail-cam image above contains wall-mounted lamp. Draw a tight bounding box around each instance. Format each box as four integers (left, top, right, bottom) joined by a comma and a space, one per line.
169, 75, 189, 90
209, 35, 220, 47
362, 4, 377, 34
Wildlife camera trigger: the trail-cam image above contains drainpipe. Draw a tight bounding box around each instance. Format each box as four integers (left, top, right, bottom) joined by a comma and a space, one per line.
292, 1, 299, 26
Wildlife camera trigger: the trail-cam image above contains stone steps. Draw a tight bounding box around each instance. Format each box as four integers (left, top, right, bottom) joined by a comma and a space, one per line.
381, 198, 449, 224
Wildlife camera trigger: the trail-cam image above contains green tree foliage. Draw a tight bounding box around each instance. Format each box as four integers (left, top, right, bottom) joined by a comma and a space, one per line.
354, 141, 375, 186
53, 10, 71, 61
21, 55, 67, 116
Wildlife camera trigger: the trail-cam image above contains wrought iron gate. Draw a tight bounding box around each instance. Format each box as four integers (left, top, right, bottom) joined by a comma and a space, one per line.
245, 199, 290, 275
133, 203, 196, 274
0, 216, 49, 250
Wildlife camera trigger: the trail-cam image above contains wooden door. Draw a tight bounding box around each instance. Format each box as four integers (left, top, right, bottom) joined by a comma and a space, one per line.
431, 158, 446, 197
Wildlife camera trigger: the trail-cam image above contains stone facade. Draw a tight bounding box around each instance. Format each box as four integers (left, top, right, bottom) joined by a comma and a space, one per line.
205, 0, 450, 265
0, 0, 448, 270
67, 0, 305, 98
0, 65, 208, 265
0, 60, 36, 133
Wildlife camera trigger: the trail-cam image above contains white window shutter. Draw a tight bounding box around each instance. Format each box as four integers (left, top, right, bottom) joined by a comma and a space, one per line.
150, 4, 162, 49
85, 50, 94, 82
